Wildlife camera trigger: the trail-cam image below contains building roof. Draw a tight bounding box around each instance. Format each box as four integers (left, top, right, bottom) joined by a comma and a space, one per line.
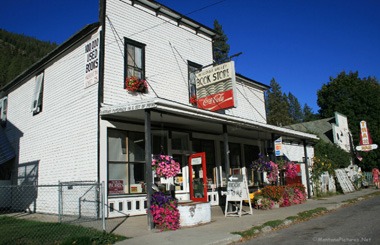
285, 117, 336, 144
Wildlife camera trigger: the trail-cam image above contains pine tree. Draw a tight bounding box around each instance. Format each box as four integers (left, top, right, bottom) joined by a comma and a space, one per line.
266, 78, 292, 126
213, 20, 230, 64
288, 92, 303, 123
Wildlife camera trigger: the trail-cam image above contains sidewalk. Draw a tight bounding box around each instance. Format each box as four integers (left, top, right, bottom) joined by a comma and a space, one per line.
112, 188, 379, 245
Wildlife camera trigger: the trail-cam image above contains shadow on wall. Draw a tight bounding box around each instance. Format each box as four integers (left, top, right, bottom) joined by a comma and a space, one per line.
0, 120, 40, 213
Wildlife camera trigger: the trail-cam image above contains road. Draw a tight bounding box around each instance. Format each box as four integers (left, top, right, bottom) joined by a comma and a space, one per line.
240, 194, 380, 244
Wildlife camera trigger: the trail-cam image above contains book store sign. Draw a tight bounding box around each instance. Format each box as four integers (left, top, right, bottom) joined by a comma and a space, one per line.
195, 61, 236, 111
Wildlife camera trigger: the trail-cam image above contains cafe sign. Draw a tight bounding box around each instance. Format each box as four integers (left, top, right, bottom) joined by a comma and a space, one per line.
195, 61, 236, 111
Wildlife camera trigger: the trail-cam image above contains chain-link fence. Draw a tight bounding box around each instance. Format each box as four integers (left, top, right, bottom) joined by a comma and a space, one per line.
0, 181, 110, 244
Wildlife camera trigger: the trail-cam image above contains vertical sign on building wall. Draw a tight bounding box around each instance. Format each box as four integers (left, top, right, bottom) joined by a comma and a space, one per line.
356, 120, 378, 151
275, 137, 283, 156
195, 61, 236, 111
84, 30, 100, 88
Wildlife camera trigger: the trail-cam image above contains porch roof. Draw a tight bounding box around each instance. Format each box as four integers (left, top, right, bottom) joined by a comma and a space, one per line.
100, 98, 319, 144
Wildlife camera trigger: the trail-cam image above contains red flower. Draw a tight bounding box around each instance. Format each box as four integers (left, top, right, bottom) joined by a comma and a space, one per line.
125, 76, 148, 93
189, 95, 197, 105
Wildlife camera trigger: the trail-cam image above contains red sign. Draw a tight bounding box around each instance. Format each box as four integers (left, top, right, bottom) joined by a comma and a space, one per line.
108, 180, 124, 194
197, 90, 234, 111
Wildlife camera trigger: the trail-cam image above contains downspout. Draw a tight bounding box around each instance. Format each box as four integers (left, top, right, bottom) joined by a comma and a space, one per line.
97, 0, 106, 217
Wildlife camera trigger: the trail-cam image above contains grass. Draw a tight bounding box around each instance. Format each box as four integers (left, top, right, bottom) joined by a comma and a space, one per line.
232, 207, 328, 240
0, 216, 127, 245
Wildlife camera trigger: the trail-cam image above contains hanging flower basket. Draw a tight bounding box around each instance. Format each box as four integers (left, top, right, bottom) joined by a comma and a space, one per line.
189, 95, 197, 105
152, 155, 181, 178
125, 76, 148, 93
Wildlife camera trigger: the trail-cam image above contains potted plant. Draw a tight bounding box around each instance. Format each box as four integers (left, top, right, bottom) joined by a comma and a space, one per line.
125, 76, 148, 93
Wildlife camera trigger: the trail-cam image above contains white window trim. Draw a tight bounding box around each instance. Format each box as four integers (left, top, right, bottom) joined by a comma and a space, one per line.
0, 96, 7, 122
31, 72, 44, 113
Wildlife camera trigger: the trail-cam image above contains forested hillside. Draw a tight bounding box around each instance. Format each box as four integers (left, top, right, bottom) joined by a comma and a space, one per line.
0, 29, 57, 88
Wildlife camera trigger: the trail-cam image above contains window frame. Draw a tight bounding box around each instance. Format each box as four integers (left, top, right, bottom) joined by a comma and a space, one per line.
107, 128, 146, 196
124, 38, 146, 89
0, 96, 7, 126
31, 72, 44, 115
188, 61, 202, 104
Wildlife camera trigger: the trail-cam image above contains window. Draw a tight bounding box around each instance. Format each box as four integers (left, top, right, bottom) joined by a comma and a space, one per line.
108, 129, 146, 195
188, 61, 202, 105
0, 96, 7, 126
124, 38, 145, 86
31, 72, 44, 114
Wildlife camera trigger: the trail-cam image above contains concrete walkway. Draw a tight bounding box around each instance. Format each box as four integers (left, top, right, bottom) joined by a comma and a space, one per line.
111, 188, 379, 245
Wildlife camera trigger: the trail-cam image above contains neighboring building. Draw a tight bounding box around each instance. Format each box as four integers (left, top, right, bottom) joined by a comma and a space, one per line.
286, 112, 352, 153
0, 0, 318, 218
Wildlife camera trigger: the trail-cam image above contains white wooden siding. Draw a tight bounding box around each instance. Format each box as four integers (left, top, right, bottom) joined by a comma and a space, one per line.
5, 30, 100, 185
225, 80, 267, 123
103, 0, 213, 106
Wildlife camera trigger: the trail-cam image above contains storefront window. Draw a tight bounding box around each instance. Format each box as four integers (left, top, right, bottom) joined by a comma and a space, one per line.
244, 144, 260, 186
108, 129, 146, 195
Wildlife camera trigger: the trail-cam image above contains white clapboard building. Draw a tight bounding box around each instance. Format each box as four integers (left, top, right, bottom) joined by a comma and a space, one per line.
0, 0, 318, 217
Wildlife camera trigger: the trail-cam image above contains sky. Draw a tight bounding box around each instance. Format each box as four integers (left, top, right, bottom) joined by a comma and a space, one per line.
1, 0, 380, 113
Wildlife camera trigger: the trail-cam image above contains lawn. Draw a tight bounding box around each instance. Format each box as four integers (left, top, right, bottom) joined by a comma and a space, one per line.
0, 216, 127, 245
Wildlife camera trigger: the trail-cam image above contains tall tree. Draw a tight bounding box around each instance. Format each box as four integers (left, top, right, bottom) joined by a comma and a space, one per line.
302, 104, 319, 122
213, 20, 230, 64
266, 78, 292, 126
317, 71, 380, 170
288, 92, 303, 123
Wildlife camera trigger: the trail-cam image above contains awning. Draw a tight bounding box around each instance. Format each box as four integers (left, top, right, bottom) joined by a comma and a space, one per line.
100, 98, 319, 143
0, 127, 15, 165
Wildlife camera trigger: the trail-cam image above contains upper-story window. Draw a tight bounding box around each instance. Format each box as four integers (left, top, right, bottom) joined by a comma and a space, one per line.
31, 72, 44, 115
0, 96, 7, 126
124, 38, 146, 87
188, 61, 201, 105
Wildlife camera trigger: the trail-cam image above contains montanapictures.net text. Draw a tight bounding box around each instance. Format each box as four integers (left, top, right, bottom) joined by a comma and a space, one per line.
313, 237, 372, 243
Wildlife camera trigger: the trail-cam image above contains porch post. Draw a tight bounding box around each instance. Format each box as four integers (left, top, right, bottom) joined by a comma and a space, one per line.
223, 124, 230, 176
302, 139, 311, 199
145, 109, 154, 230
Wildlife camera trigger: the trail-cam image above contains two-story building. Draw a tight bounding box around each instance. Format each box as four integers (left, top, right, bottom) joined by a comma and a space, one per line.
0, 0, 318, 218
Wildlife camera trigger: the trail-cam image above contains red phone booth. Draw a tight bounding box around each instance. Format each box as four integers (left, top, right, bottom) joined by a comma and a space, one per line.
188, 152, 208, 202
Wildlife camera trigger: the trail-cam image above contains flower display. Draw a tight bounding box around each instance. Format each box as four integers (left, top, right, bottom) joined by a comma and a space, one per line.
261, 185, 285, 203
152, 155, 181, 178
267, 161, 279, 183
150, 192, 180, 231
125, 76, 148, 93
285, 161, 298, 179
251, 153, 272, 172
281, 184, 307, 207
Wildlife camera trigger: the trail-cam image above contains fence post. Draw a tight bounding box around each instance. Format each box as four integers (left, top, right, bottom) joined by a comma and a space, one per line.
58, 181, 62, 223
101, 181, 106, 231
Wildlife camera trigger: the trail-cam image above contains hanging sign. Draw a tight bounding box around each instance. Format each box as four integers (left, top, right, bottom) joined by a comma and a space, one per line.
274, 137, 283, 156
356, 121, 378, 151
195, 61, 236, 111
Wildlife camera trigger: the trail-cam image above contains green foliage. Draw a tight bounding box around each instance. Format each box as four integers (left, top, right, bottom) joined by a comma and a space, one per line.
317, 71, 380, 170
0, 29, 57, 88
266, 78, 319, 126
212, 19, 230, 64
266, 78, 293, 126
314, 140, 351, 169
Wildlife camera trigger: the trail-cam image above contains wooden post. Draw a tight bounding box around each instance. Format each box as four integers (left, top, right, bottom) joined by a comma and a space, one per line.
145, 110, 153, 230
